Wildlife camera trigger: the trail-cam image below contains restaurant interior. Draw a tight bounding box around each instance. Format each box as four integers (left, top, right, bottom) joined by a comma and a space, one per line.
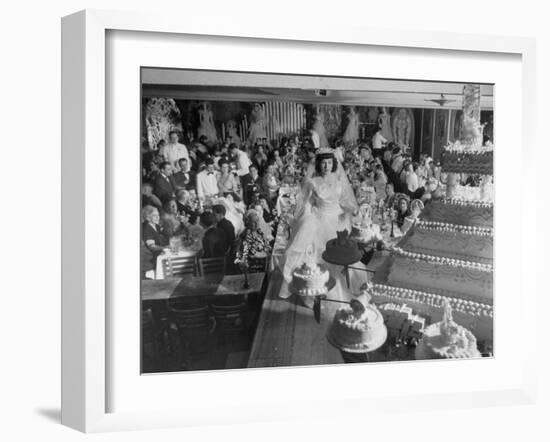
141, 68, 494, 373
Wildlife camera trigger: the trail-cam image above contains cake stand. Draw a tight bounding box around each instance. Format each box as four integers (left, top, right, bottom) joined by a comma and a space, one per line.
327, 324, 388, 362
322, 252, 361, 288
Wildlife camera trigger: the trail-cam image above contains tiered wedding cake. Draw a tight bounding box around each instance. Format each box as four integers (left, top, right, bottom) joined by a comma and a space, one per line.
415, 300, 482, 360
328, 284, 387, 351
372, 97, 493, 352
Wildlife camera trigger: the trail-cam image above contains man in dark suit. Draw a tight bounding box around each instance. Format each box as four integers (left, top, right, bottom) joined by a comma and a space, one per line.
200, 211, 229, 259
212, 204, 235, 245
153, 161, 177, 203
172, 158, 197, 191
241, 164, 262, 206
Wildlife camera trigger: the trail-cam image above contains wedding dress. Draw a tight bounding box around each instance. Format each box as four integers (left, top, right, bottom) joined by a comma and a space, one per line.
280, 164, 369, 302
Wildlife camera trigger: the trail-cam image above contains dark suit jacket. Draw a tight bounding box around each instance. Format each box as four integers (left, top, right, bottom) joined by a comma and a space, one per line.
172, 170, 197, 190
241, 173, 261, 205
201, 227, 229, 259
154, 174, 177, 203
142, 222, 168, 249
217, 217, 235, 245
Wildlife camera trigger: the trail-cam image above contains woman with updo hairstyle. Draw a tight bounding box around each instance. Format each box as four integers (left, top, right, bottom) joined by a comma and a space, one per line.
217, 158, 242, 200
395, 195, 411, 229
235, 209, 272, 265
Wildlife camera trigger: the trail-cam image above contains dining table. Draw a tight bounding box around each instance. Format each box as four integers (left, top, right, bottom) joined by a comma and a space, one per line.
142, 272, 266, 302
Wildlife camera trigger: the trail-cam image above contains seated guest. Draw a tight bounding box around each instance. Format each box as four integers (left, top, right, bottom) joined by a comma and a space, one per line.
258, 196, 275, 224
154, 161, 177, 203
175, 189, 198, 225
236, 210, 272, 264
251, 201, 274, 242
269, 148, 285, 178
252, 144, 268, 175
196, 157, 219, 199
229, 143, 252, 177
142, 205, 168, 258
373, 163, 388, 200
212, 204, 236, 246
141, 240, 155, 279
278, 137, 289, 157
395, 196, 411, 229
160, 199, 187, 239
384, 182, 397, 209
141, 182, 162, 209
391, 147, 405, 174
217, 159, 242, 200
144, 158, 161, 183
200, 211, 229, 258
172, 158, 196, 191
187, 143, 199, 171
241, 164, 262, 206
196, 135, 211, 157
403, 162, 425, 200
262, 162, 280, 203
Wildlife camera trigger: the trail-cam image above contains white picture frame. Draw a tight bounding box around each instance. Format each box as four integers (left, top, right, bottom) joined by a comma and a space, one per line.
61, 9, 537, 433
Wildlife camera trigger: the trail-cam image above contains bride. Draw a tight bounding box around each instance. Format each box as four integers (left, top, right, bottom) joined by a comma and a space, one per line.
282, 148, 366, 301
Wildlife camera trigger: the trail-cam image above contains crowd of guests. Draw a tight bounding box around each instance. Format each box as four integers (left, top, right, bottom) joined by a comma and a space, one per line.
141, 126, 452, 279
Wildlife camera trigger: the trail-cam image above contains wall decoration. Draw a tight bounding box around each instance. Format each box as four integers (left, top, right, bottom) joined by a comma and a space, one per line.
144, 97, 183, 149
196, 101, 218, 145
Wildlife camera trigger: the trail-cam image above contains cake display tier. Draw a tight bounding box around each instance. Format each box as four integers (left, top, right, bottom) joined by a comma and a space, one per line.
399, 223, 493, 264
371, 284, 493, 341
441, 150, 493, 175
420, 200, 493, 228
386, 251, 493, 304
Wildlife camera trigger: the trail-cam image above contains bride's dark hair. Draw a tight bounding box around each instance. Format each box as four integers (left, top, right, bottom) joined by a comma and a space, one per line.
314, 152, 338, 174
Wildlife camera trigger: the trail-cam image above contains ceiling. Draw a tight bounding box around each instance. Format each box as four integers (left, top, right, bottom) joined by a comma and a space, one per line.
141, 68, 494, 110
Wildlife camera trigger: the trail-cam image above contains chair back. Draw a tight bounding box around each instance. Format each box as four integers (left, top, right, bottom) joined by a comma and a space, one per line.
211, 301, 248, 336
199, 256, 226, 276
141, 308, 156, 345
163, 255, 197, 278
170, 305, 216, 336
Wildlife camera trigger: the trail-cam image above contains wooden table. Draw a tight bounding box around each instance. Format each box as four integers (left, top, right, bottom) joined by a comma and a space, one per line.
142, 272, 266, 302
247, 250, 393, 369
247, 269, 345, 368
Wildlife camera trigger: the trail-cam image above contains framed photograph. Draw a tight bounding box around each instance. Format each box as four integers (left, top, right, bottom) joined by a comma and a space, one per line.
61, 9, 537, 433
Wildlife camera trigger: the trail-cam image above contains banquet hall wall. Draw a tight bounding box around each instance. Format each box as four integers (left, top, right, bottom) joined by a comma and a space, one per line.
142, 97, 493, 161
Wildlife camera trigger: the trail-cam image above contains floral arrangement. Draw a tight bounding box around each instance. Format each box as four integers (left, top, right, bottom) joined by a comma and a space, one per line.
373, 284, 493, 318
416, 221, 494, 237
390, 246, 493, 272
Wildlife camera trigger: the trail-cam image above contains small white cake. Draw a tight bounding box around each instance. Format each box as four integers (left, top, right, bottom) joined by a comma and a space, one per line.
291, 262, 330, 296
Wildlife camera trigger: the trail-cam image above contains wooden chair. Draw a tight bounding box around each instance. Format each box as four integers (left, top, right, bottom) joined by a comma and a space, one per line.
141, 308, 160, 371
162, 255, 197, 278
210, 300, 249, 350
198, 256, 226, 277
169, 304, 216, 369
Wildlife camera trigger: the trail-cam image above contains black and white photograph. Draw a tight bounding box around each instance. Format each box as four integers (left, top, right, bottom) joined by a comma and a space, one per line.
140, 68, 494, 373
